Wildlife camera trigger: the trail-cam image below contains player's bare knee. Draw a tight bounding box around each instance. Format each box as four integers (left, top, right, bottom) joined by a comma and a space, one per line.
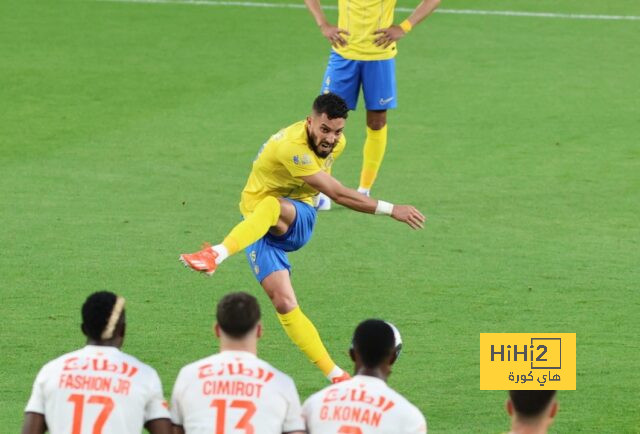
266, 287, 298, 314
272, 294, 298, 314
367, 119, 387, 130
366, 110, 387, 130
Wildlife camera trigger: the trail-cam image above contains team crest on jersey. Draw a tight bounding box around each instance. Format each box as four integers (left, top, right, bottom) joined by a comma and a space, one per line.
293, 154, 312, 165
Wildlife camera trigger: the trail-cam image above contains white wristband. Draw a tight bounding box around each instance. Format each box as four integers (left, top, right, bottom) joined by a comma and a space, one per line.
375, 200, 394, 215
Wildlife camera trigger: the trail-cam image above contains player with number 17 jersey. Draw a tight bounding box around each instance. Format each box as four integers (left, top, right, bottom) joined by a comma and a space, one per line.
170, 351, 305, 433
24, 345, 170, 433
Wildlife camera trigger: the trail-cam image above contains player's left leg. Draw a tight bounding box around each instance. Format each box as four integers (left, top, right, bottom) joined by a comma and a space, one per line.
359, 58, 397, 195
180, 195, 287, 275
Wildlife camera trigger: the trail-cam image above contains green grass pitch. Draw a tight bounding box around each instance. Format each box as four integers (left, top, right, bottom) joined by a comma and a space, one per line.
1, 0, 639, 432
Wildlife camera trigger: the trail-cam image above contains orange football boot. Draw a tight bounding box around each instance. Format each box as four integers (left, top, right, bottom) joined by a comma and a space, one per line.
331, 371, 352, 384
179, 243, 218, 276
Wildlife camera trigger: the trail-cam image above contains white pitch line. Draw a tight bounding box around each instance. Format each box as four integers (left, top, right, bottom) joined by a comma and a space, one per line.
97, 0, 640, 21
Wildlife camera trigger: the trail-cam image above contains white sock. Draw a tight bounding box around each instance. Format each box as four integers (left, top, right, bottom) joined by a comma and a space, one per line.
314, 192, 332, 210
327, 365, 346, 382
357, 187, 370, 196
211, 244, 229, 265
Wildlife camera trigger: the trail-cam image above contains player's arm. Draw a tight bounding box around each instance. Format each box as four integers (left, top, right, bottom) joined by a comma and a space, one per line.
21, 412, 46, 434
303, 0, 350, 47
171, 424, 185, 434
374, 0, 441, 48
143, 369, 173, 434
301, 171, 425, 229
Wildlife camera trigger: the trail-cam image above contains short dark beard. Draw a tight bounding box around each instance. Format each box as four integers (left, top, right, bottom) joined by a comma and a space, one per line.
306, 128, 333, 158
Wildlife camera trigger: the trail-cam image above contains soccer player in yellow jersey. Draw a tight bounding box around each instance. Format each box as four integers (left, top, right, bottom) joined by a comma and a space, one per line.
180, 93, 425, 383
304, 0, 440, 210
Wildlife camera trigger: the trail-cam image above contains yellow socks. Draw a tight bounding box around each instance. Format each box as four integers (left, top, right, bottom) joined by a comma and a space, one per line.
277, 306, 338, 378
222, 196, 280, 255
359, 125, 388, 191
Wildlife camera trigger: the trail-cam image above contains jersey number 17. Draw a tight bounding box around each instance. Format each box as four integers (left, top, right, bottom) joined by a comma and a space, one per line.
67, 393, 114, 434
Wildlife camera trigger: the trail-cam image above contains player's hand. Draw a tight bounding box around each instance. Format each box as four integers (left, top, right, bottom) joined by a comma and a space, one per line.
391, 205, 426, 229
373, 26, 406, 48
320, 23, 350, 47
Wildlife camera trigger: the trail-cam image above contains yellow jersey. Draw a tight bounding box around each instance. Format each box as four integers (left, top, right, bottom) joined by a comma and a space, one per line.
334, 0, 398, 61
239, 120, 346, 216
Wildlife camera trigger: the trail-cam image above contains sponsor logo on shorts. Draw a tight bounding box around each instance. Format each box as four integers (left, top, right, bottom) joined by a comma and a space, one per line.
379, 96, 394, 105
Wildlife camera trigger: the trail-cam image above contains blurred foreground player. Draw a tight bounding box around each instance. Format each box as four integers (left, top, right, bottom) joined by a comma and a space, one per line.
506, 390, 558, 434
302, 319, 427, 433
21, 291, 171, 434
170, 292, 305, 434
180, 93, 425, 383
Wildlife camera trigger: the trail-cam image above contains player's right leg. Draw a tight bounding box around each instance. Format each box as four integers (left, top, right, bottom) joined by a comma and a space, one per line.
320, 51, 360, 110
316, 52, 361, 211
180, 195, 288, 275
359, 57, 397, 195
245, 198, 349, 382
358, 109, 387, 196
261, 270, 349, 383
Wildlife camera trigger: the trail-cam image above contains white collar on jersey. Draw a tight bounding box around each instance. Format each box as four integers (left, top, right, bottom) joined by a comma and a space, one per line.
83, 344, 121, 352
218, 350, 258, 358
351, 375, 389, 386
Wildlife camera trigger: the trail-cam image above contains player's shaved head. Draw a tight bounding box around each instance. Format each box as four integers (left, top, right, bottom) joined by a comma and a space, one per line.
313, 93, 349, 120
509, 390, 557, 417
81, 291, 126, 344
216, 292, 261, 338
352, 319, 396, 368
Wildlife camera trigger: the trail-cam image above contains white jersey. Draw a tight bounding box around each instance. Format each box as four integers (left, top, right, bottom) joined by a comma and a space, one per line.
171, 350, 304, 434
24, 345, 170, 434
302, 375, 427, 434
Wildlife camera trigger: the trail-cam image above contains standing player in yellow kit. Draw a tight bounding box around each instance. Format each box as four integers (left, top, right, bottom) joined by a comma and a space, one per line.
305, 0, 440, 210
180, 93, 425, 383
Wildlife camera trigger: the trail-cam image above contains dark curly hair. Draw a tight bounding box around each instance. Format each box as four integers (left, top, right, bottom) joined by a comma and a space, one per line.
313, 92, 349, 120
81, 291, 121, 341
352, 319, 396, 368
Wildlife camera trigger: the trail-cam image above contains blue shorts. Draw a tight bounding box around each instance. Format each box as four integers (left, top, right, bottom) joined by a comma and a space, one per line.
321, 51, 397, 111
245, 199, 316, 283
